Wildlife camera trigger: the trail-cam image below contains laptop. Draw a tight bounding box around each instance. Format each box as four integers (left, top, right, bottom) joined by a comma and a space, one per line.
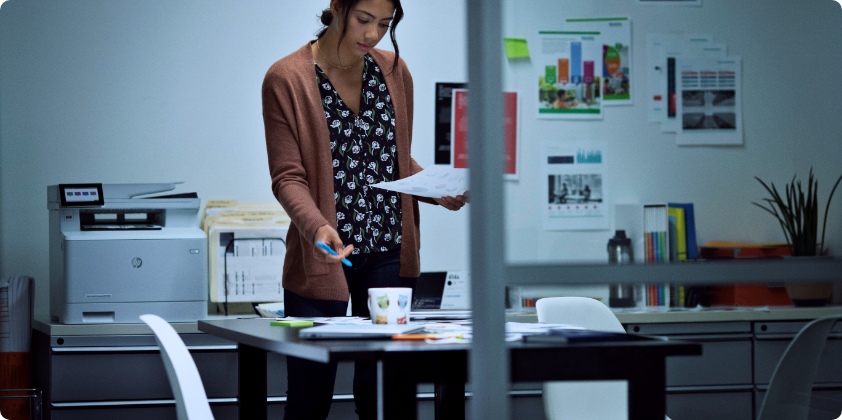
299, 324, 424, 339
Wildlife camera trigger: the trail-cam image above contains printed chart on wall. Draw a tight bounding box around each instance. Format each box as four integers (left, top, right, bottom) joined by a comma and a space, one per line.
450, 89, 520, 179
647, 34, 727, 129
676, 57, 743, 145
538, 31, 603, 119
565, 18, 632, 106
542, 142, 608, 231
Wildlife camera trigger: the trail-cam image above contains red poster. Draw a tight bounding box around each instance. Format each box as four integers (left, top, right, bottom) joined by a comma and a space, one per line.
503, 91, 518, 177
450, 90, 519, 178
451, 89, 469, 169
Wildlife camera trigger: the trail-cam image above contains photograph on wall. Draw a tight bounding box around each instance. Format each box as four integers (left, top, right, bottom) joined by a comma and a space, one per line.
566, 18, 632, 106
538, 31, 603, 119
676, 57, 743, 145
433, 82, 467, 165
449, 89, 520, 179
542, 142, 609, 231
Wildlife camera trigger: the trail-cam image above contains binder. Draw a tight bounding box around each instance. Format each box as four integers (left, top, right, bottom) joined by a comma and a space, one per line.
667, 202, 698, 259
644, 204, 669, 264
614, 203, 671, 307
667, 206, 687, 261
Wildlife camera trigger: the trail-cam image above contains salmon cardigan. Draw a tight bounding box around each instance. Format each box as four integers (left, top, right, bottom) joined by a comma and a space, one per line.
262, 42, 431, 302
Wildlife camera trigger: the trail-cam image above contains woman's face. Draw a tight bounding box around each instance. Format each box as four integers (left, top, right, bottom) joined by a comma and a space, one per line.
333, 0, 395, 56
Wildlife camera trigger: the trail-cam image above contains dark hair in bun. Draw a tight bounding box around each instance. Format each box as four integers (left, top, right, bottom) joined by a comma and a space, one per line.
317, 0, 403, 74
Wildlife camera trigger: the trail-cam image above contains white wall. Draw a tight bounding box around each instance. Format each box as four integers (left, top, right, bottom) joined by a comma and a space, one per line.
0, 0, 468, 320
502, 0, 842, 264
2, 0, 841, 320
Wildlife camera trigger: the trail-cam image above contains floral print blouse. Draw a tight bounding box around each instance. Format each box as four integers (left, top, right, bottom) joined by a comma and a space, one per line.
316, 55, 402, 255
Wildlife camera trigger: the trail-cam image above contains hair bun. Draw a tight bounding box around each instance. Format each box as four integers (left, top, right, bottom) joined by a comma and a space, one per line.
320, 9, 333, 26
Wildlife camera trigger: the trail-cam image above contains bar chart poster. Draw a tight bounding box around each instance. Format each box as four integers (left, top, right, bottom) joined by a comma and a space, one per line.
565, 18, 632, 106
450, 90, 520, 179
538, 31, 603, 119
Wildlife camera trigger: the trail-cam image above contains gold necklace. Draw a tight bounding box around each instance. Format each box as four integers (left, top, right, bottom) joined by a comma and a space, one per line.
316, 39, 364, 70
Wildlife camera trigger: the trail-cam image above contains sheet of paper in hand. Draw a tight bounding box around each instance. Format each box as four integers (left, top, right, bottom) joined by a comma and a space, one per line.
371, 167, 468, 199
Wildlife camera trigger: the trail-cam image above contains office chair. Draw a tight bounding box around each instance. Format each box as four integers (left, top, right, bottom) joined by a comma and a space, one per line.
756, 314, 842, 420
140, 314, 215, 420
536, 297, 629, 420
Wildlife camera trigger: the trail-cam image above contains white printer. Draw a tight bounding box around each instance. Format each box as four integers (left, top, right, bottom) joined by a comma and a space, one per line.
48, 183, 207, 324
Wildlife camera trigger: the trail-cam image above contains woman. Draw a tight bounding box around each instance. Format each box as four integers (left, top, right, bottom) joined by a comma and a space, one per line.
261, 1, 467, 418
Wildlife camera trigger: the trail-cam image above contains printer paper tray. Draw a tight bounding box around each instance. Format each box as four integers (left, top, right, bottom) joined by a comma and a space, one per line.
81, 224, 163, 231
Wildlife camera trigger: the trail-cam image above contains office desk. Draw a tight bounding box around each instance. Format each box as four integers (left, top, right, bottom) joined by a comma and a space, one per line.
198, 318, 700, 420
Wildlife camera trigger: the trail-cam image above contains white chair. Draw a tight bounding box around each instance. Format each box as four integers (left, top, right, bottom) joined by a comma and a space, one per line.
535, 297, 629, 420
140, 314, 215, 420
756, 314, 842, 420
536, 297, 629, 420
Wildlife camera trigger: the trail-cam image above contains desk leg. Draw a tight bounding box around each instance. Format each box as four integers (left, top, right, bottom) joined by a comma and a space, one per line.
435, 382, 465, 420
238, 344, 267, 420
378, 359, 418, 420
627, 357, 666, 420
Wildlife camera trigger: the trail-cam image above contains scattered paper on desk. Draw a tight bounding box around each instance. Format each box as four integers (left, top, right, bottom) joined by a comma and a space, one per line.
371, 167, 468, 199
504, 38, 530, 58
280, 316, 372, 325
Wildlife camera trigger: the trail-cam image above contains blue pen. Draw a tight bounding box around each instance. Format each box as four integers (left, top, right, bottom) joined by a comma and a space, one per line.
316, 241, 353, 267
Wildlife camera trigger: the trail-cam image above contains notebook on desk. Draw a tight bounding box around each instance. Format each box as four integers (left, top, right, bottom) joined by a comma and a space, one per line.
299, 324, 424, 339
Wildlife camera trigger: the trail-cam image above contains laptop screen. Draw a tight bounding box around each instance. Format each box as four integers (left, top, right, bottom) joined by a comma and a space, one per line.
412, 272, 447, 310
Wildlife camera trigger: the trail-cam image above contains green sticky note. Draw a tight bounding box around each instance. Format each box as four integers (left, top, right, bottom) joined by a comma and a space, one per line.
504, 38, 530, 58
270, 320, 314, 327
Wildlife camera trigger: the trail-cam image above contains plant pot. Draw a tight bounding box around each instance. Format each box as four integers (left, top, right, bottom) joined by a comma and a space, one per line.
785, 282, 833, 307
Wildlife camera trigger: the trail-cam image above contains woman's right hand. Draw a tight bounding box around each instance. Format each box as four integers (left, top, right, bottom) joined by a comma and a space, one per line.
313, 225, 354, 264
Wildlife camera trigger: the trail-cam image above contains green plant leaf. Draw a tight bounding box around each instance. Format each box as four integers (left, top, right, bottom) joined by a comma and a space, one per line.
820, 172, 842, 255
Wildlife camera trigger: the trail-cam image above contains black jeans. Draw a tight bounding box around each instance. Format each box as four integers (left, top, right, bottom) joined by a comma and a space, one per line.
283, 249, 417, 420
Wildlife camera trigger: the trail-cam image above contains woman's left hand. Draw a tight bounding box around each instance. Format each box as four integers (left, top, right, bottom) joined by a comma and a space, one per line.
433, 192, 469, 211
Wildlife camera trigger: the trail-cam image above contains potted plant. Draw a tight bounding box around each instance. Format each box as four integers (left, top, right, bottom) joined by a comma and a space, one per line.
753, 168, 842, 306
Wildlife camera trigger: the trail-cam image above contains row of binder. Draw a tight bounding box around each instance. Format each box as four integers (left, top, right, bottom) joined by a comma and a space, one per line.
615, 202, 698, 307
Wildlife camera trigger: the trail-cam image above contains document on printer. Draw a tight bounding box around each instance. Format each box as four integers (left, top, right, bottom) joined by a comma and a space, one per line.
215, 232, 286, 302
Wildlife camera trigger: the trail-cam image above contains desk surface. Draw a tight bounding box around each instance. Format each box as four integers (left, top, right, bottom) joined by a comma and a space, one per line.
200, 319, 701, 420
198, 318, 701, 365
33, 305, 842, 336
506, 305, 842, 324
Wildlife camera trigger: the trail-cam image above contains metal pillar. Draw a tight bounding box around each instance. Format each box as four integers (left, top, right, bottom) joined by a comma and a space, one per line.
466, 0, 508, 419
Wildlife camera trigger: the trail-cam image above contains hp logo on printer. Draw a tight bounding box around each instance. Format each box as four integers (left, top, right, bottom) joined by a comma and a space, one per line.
132, 257, 143, 268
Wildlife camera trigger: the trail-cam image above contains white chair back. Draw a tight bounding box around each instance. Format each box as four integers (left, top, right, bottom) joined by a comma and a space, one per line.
757, 315, 842, 420
536, 297, 627, 420
536, 297, 625, 333
140, 314, 215, 420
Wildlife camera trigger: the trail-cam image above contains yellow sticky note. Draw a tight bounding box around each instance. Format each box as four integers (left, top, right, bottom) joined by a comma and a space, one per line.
504, 38, 529, 58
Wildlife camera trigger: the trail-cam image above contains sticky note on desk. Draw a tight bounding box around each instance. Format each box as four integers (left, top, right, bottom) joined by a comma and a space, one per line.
271, 320, 314, 327
504, 38, 529, 58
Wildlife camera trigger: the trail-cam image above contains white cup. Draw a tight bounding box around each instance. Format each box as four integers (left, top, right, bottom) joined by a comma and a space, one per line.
367, 287, 413, 324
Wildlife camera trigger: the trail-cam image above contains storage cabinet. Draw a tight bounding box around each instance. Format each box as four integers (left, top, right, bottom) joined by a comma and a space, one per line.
626, 322, 754, 420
